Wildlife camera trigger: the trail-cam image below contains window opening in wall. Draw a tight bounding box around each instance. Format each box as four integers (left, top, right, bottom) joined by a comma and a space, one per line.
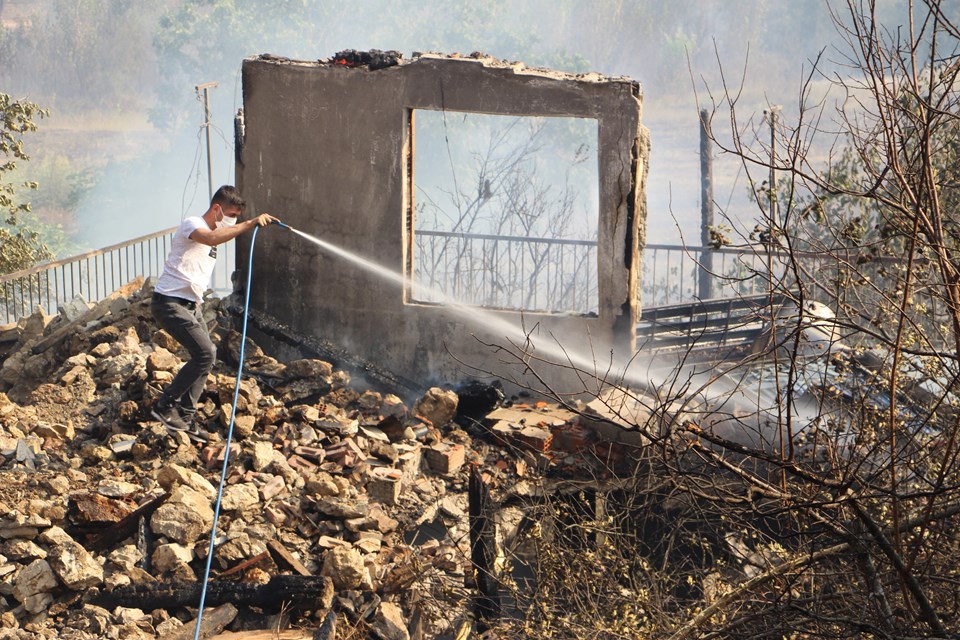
409, 109, 600, 315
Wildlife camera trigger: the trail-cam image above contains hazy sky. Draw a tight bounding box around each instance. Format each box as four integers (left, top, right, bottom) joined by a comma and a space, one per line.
1, 0, 942, 251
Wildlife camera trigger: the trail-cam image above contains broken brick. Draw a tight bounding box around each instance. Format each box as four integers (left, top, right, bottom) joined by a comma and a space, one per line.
259, 475, 286, 502
287, 454, 319, 478
515, 425, 553, 452
424, 443, 465, 475
367, 474, 401, 506
551, 423, 594, 453
294, 445, 326, 463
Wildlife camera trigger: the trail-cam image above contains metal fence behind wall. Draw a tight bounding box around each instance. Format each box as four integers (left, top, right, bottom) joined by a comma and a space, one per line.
641, 244, 786, 307
642, 244, 953, 349
6, 230, 941, 336
0, 226, 236, 325
414, 229, 599, 314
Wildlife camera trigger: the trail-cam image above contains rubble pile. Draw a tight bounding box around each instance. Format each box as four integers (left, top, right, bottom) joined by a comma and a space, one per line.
0, 279, 529, 639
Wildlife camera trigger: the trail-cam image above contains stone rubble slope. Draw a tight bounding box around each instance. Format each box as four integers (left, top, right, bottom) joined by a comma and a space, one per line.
0, 280, 508, 640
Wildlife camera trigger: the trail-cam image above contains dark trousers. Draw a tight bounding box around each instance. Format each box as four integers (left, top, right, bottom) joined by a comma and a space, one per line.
150, 294, 215, 418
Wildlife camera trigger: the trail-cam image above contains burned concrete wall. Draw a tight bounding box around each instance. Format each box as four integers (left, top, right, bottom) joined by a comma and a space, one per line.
237, 52, 648, 393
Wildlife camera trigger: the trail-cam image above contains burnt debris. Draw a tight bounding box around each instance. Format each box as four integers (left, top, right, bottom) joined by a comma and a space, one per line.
332, 49, 402, 70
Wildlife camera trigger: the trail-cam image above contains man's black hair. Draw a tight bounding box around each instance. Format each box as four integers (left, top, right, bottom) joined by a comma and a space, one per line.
211, 185, 246, 211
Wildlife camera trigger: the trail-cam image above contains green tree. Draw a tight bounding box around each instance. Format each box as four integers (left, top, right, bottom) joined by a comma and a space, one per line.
0, 0, 165, 112
151, 0, 345, 129
0, 93, 51, 274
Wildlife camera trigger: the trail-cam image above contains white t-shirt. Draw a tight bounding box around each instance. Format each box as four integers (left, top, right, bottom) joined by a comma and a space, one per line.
155, 217, 218, 303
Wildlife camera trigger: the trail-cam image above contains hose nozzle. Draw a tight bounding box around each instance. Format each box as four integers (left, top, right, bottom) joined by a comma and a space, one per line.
272, 220, 291, 230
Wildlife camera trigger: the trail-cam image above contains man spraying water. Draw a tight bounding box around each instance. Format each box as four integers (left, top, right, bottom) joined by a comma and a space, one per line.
149, 185, 279, 437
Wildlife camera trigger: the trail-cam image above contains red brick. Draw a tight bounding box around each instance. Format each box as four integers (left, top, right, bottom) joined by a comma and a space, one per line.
551, 424, 594, 453
424, 443, 465, 475
368, 475, 401, 505
287, 454, 318, 478
515, 426, 552, 452
260, 475, 286, 501
294, 445, 326, 462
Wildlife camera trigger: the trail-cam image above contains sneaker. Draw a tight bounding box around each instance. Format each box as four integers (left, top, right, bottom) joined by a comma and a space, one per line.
150, 404, 191, 432
184, 426, 209, 443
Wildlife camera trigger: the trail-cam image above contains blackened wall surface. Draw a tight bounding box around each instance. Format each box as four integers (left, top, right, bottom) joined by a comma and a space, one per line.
238, 53, 648, 393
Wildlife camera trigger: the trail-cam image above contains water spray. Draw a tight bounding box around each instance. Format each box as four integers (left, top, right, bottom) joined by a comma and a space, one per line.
192, 216, 762, 636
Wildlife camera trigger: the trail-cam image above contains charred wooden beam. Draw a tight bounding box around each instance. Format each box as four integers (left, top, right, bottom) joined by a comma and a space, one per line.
314, 610, 337, 640
218, 550, 272, 578
469, 465, 500, 632
266, 539, 312, 576
95, 574, 334, 612
88, 491, 169, 552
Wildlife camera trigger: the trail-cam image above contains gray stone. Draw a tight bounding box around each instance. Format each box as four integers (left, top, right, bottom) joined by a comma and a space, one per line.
13, 559, 58, 603
94, 354, 145, 386
155, 617, 183, 636
315, 497, 368, 519
145, 348, 179, 374
107, 545, 142, 572
108, 326, 142, 356
382, 394, 407, 418
215, 533, 267, 567
22, 591, 54, 614
221, 483, 260, 511
0, 540, 46, 562
18, 306, 52, 343
299, 424, 319, 444
152, 544, 194, 574
316, 408, 358, 437
150, 487, 214, 545
32, 421, 75, 440
413, 387, 459, 427
251, 441, 275, 472
14, 439, 36, 467
232, 414, 257, 439
284, 359, 333, 380
321, 546, 366, 590
48, 538, 104, 589
371, 601, 410, 640
305, 471, 340, 498
96, 481, 140, 498
156, 464, 217, 500
112, 606, 149, 625
58, 295, 91, 323
39, 526, 75, 547
439, 496, 466, 520
0, 513, 50, 540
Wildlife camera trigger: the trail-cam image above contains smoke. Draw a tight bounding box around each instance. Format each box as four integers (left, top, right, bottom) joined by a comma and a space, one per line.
3, 0, 944, 253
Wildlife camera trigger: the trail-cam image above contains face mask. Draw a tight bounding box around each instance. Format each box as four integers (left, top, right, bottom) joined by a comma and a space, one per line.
217, 206, 238, 228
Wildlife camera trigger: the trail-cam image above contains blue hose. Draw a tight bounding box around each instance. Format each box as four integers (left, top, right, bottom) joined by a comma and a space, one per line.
193, 223, 266, 638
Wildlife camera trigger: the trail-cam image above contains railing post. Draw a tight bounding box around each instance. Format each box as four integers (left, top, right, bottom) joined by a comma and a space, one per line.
699, 109, 715, 300
196, 81, 219, 201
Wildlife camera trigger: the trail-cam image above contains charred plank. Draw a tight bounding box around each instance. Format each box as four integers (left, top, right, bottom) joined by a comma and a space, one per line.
95, 574, 334, 612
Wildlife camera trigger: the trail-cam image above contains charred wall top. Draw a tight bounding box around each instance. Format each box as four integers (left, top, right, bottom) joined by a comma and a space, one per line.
237, 52, 648, 392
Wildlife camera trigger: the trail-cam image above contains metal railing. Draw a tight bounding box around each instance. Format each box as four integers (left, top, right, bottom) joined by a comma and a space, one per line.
414, 229, 599, 314
5, 226, 943, 345
411, 233, 784, 312
642, 244, 954, 349
0, 226, 236, 325
641, 244, 785, 307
